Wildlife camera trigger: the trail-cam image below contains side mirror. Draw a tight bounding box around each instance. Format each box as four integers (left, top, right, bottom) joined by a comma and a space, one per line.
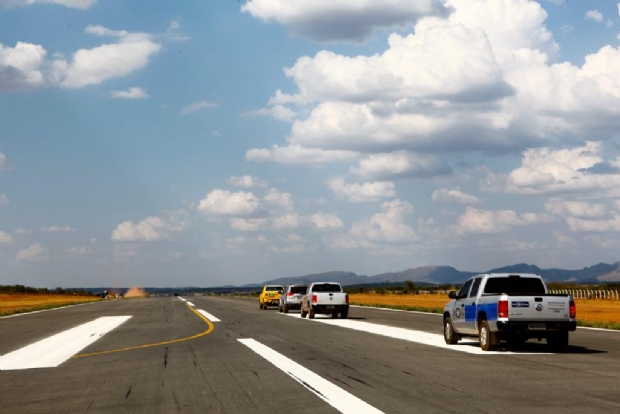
448, 291, 457, 299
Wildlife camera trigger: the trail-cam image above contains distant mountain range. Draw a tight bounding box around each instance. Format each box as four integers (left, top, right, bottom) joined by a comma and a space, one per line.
247, 262, 620, 287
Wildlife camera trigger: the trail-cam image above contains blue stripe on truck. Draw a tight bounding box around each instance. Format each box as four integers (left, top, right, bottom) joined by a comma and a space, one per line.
465, 303, 498, 322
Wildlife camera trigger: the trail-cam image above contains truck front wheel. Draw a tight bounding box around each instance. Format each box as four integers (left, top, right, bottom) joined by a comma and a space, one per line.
444, 317, 459, 345
479, 320, 499, 351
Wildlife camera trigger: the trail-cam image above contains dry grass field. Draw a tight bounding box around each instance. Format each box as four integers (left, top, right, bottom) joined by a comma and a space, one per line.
349, 293, 620, 326
0, 294, 102, 316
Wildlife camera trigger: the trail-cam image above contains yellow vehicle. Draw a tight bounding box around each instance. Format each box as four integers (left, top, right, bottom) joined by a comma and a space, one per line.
259, 285, 284, 309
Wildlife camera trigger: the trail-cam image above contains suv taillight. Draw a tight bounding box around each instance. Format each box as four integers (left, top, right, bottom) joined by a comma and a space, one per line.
312, 294, 317, 304
498, 300, 508, 318
287, 292, 294, 296
345, 294, 349, 304
570, 300, 576, 319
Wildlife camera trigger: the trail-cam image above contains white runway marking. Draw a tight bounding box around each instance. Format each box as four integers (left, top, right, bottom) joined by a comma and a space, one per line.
197, 309, 220, 322
239, 338, 384, 414
0, 316, 132, 371
186, 302, 195, 307
178, 297, 187, 302
284, 314, 549, 355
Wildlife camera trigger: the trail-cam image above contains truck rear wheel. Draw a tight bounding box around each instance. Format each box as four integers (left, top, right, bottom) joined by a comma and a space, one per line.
283, 304, 289, 314
479, 320, 498, 351
340, 311, 348, 319
259, 302, 263, 310
331, 312, 338, 318
547, 331, 569, 352
444, 317, 459, 345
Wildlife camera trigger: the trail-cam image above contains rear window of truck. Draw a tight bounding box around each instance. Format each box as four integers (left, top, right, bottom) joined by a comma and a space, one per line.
483, 277, 545, 295
311, 284, 342, 292
266, 286, 282, 291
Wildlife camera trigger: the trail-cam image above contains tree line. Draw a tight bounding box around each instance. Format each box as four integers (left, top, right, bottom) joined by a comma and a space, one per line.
0, 284, 95, 296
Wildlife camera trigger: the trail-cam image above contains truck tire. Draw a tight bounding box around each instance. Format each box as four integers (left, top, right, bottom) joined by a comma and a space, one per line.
444, 316, 459, 345
479, 320, 498, 351
331, 312, 338, 318
340, 310, 348, 319
547, 331, 569, 352
283, 304, 289, 314
259, 302, 263, 310
278, 303, 282, 313
309, 310, 315, 319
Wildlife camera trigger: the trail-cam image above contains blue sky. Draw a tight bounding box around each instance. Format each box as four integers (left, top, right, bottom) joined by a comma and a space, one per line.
2, 0, 620, 288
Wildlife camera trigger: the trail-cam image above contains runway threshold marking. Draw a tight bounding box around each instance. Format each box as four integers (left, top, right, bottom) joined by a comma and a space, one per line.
284, 314, 550, 355
72, 303, 215, 359
239, 338, 385, 414
0, 316, 131, 371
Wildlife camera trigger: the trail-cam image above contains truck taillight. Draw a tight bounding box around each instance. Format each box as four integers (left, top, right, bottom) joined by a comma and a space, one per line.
570, 300, 576, 319
498, 300, 508, 318
312, 294, 317, 304
345, 294, 349, 304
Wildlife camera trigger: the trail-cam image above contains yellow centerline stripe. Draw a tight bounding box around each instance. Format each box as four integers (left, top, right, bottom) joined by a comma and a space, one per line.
72, 303, 215, 359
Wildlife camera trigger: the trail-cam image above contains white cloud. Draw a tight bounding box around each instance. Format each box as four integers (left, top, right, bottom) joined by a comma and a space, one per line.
14, 228, 32, 235
350, 199, 415, 242
0, 42, 46, 92
263, 188, 294, 209
241, 0, 450, 43
108, 86, 149, 99
308, 212, 344, 230
272, 213, 302, 229
15, 243, 48, 261
229, 218, 268, 232
560, 25, 573, 34
41, 226, 76, 232
351, 151, 452, 180
544, 200, 607, 219
566, 215, 620, 233
179, 100, 219, 115
506, 142, 620, 196
246, 144, 359, 165
111, 211, 187, 242
197, 189, 262, 217
229, 175, 268, 188
0, 193, 8, 205
327, 178, 395, 202
54, 27, 162, 89
66, 246, 93, 255
432, 189, 480, 204
163, 18, 189, 42
585, 10, 604, 23
0, 230, 13, 244
456, 207, 552, 234
241, 105, 296, 121
1, 0, 95, 10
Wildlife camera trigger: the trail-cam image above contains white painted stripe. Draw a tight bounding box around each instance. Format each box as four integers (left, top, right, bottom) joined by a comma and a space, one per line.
350, 304, 442, 316
186, 302, 195, 307
284, 314, 548, 355
178, 297, 187, 302
239, 338, 384, 414
197, 309, 220, 322
0, 316, 131, 370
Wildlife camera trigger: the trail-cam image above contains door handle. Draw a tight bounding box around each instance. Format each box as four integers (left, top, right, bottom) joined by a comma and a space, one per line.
460, 304, 464, 308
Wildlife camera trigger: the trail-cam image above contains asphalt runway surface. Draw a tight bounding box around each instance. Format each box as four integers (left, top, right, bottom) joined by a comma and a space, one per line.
1, 296, 619, 413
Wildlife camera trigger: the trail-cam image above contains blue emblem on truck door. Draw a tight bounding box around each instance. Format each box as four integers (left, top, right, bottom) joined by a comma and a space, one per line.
512, 301, 529, 307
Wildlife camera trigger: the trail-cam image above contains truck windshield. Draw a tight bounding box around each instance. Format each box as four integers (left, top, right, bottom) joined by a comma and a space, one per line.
483, 277, 546, 295
311, 284, 342, 292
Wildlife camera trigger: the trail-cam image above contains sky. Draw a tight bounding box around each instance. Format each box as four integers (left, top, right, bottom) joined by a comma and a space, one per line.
2, 0, 620, 288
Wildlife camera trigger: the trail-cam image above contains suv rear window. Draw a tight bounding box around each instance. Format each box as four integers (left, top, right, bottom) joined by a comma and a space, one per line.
290, 286, 307, 294
483, 277, 545, 295
311, 284, 341, 292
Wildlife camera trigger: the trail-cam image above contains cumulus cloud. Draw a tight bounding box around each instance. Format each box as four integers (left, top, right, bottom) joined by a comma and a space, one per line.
41, 226, 76, 232
350, 199, 415, 242
241, 105, 296, 121
111, 211, 187, 242
0, 230, 13, 244
229, 218, 268, 232
432, 189, 480, 204
327, 178, 395, 202
544, 200, 607, 219
585, 10, 604, 23
0, 0, 95, 10
179, 100, 219, 115
246, 144, 359, 164
197, 189, 262, 217
271, 211, 344, 230
263, 188, 294, 209
566, 215, 620, 233
53, 27, 162, 89
506, 142, 620, 196
308, 212, 344, 230
0, 42, 46, 92
456, 207, 552, 234
229, 175, 268, 188
241, 0, 450, 43
351, 151, 452, 180
108, 86, 149, 99
15, 243, 48, 261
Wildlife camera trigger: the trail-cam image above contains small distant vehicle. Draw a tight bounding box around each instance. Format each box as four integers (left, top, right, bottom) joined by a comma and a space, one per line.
259, 285, 284, 309
443, 273, 576, 351
278, 284, 308, 313
300, 282, 349, 319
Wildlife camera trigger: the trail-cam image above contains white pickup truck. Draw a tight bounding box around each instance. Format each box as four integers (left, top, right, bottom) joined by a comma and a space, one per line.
443, 273, 576, 351
301, 282, 349, 319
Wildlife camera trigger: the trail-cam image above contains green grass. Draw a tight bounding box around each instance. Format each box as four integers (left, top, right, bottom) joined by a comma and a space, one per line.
351, 302, 443, 314
0, 301, 102, 317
